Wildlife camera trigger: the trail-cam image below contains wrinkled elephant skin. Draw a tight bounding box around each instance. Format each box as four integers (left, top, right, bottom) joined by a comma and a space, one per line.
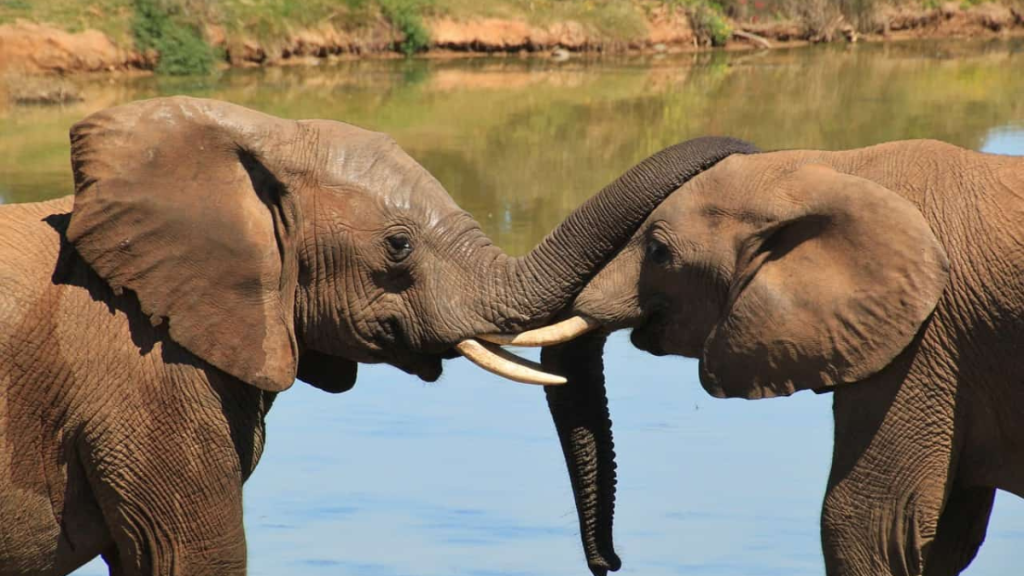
550, 140, 1024, 576
0, 96, 757, 575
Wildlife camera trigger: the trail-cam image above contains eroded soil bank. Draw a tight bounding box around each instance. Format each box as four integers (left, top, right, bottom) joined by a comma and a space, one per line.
1, 2, 1022, 79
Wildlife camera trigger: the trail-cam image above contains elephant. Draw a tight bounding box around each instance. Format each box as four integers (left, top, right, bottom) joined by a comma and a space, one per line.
498, 139, 1024, 576
0, 95, 757, 576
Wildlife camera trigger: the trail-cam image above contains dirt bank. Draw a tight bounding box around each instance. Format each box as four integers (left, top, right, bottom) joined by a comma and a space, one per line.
1, 3, 1022, 78
742, 1, 1024, 45
0, 21, 146, 74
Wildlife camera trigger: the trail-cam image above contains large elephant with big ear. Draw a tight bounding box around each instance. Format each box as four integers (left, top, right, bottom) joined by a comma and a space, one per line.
505, 139, 1024, 576
0, 96, 756, 576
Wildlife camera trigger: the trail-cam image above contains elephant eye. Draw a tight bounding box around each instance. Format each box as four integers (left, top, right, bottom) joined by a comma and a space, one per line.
646, 239, 671, 266
386, 233, 413, 261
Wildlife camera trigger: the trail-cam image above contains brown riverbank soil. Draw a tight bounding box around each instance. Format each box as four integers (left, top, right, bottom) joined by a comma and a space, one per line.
1, 3, 1022, 79
740, 2, 1024, 46
0, 21, 146, 74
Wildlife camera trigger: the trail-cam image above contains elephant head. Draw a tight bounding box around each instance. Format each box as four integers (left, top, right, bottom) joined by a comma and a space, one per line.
504, 149, 950, 574
66, 96, 756, 397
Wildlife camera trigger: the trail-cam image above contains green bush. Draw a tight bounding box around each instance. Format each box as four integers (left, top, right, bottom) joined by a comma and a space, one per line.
687, 1, 732, 46
133, 0, 215, 75
380, 0, 431, 55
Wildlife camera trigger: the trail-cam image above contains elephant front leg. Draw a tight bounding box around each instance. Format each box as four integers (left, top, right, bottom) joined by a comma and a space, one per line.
88, 460, 248, 576
82, 418, 251, 576
90, 462, 248, 576
821, 367, 960, 576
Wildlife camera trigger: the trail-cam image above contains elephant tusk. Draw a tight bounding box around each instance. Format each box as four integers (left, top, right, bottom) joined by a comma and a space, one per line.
478, 315, 600, 347
455, 339, 567, 385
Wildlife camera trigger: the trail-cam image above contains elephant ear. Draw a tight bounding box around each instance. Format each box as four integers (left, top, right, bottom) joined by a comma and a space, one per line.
68, 96, 306, 392
700, 163, 949, 399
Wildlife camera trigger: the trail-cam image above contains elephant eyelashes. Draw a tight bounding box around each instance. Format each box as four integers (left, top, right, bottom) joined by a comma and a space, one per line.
386, 233, 413, 262
645, 239, 672, 266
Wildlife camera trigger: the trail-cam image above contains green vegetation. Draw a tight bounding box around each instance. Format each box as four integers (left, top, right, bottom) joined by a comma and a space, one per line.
381, 0, 431, 55
676, 1, 732, 46
213, 0, 372, 47
133, 0, 215, 75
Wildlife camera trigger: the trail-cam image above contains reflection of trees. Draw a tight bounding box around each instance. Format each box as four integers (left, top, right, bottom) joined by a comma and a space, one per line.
432, 94, 705, 255
701, 41, 1024, 151
405, 40, 1024, 253
412, 147, 492, 223
3, 38, 1023, 252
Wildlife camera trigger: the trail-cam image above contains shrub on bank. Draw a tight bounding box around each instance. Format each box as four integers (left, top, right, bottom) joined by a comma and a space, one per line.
683, 1, 733, 46
381, 0, 431, 55
133, 0, 215, 75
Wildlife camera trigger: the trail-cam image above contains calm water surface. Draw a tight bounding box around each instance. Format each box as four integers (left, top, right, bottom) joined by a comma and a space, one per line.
2, 38, 1022, 575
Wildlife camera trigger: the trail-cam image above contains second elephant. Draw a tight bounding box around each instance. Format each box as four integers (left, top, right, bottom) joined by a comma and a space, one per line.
528, 140, 1024, 576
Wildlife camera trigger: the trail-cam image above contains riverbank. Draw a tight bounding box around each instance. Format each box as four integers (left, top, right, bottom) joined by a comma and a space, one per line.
1, 0, 1022, 80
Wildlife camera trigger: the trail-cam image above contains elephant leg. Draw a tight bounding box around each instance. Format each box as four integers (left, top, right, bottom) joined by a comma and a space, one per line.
82, 415, 250, 575
922, 483, 995, 576
90, 466, 248, 576
821, 366, 959, 576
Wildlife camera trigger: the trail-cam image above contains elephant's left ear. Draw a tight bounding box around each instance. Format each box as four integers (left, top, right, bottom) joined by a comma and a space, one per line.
700, 163, 949, 399
68, 97, 306, 392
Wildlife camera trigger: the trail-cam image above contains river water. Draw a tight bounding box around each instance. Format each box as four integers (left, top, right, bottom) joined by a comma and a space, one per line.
2, 38, 1022, 576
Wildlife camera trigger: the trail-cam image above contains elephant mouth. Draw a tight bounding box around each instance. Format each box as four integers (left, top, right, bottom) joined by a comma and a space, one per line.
629, 301, 669, 356
401, 354, 445, 382
377, 322, 576, 386
630, 323, 667, 356
369, 320, 448, 382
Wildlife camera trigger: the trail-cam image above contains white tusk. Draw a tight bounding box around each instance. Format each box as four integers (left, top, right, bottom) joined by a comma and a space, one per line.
478, 315, 600, 347
455, 339, 567, 385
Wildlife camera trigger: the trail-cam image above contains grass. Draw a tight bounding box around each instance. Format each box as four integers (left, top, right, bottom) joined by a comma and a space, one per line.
503, 0, 648, 38
213, 0, 373, 44
0, 0, 136, 44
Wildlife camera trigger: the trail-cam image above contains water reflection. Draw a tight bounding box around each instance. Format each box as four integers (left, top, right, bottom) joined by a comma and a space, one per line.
2, 38, 1020, 576
4, 38, 1024, 254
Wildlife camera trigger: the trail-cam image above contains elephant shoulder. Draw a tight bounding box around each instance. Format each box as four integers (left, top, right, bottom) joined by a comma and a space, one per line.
0, 197, 147, 364
0, 197, 75, 306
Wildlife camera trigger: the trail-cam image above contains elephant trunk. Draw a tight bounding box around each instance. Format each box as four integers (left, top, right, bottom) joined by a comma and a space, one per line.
477, 137, 758, 333
542, 332, 619, 575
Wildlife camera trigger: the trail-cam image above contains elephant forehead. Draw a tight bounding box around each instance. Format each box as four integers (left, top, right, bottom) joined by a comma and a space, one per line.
310, 123, 460, 225
666, 152, 833, 224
